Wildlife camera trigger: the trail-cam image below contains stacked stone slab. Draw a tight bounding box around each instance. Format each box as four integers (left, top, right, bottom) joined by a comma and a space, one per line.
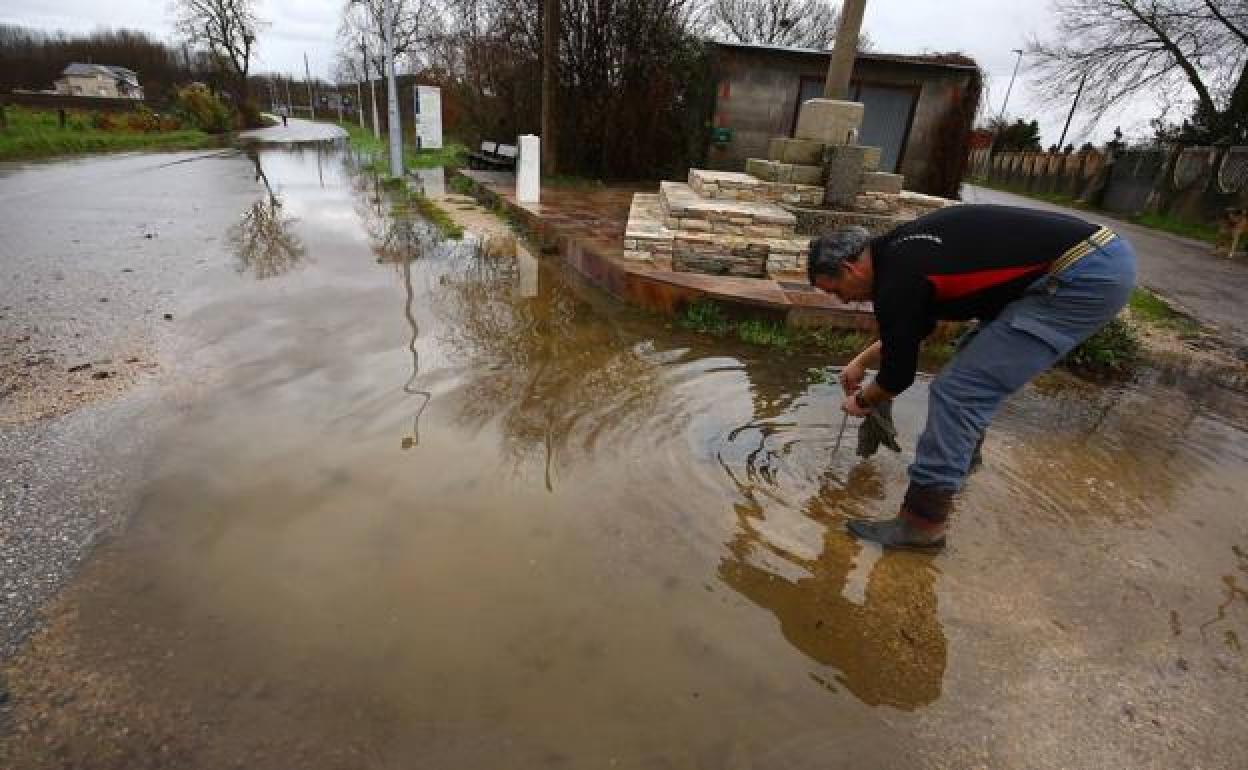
688, 169, 821, 207
621, 97, 960, 280
623, 180, 810, 277
660, 180, 795, 237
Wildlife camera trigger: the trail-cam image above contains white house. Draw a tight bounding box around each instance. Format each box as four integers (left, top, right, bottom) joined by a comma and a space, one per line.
54, 63, 144, 99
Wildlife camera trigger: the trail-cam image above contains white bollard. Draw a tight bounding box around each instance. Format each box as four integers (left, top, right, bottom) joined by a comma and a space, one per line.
517, 134, 541, 203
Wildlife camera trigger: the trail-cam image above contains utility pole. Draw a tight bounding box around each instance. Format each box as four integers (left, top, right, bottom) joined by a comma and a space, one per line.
541, 0, 558, 176
382, 0, 404, 177
304, 52, 316, 119
1056, 71, 1088, 151
823, 0, 867, 99
996, 48, 1024, 127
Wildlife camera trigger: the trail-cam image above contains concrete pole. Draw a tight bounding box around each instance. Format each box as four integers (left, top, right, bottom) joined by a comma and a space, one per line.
823, 0, 867, 100
541, 0, 558, 176
382, 0, 404, 177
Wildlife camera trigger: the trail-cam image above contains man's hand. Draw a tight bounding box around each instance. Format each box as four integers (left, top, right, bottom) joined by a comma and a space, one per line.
839, 359, 866, 396
841, 394, 872, 418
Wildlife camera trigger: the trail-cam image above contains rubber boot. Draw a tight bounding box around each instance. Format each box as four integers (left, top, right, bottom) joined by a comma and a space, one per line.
846, 483, 952, 552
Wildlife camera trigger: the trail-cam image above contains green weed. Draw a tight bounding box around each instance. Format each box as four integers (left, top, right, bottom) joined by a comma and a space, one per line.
678, 299, 733, 336
1063, 317, 1141, 375
737, 319, 791, 349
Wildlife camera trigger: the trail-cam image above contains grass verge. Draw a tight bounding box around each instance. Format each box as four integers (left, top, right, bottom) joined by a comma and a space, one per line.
1128, 212, 1219, 245
968, 178, 1086, 209
1127, 286, 1202, 334
970, 177, 1220, 246
0, 106, 215, 161
331, 119, 466, 171
407, 191, 464, 239
678, 299, 873, 356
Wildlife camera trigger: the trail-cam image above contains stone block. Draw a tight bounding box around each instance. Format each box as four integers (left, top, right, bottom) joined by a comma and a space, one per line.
744, 158, 772, 180
745, 158, 823, 186
789, 206, 909, 237
822, 145, 869, 207
861, 171, 904, 195
795, 99, 864, 145
767, 137, 826, 166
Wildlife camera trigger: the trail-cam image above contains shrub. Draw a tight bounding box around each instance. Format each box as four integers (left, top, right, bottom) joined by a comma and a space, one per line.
91, 111, 121, 131
125, 106, 161, 133
236, 100, 264, 130
174, 84, 232, 133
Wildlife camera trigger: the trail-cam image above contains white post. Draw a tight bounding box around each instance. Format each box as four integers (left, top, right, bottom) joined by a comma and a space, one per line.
382, 0, 403, 177
355, 78, 364, 128
517, 134, 541, 203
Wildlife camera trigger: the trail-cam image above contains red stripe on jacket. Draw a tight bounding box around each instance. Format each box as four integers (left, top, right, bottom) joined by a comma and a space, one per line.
927, 264, 1047, 301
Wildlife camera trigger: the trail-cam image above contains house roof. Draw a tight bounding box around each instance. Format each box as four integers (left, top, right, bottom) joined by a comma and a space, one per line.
711, 41, 980, 72
60, 62, 141, 87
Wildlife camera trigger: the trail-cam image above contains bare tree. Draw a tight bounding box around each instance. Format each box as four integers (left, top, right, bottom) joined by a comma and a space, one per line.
1029, 0, 1248, 142
173, 0, 263, 105
338, 0, 444, 79
707, 0, 859, 50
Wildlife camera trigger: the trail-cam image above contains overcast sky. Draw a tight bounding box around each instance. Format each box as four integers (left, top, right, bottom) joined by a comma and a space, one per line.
4, 0, 1164, 146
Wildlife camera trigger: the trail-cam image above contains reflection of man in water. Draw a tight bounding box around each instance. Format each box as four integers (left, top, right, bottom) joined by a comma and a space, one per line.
810, 205, 1136, 550
718, 467, 946, 710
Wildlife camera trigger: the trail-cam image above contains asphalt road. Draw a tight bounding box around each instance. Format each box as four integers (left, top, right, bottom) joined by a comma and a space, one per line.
962, 184, 1248, 350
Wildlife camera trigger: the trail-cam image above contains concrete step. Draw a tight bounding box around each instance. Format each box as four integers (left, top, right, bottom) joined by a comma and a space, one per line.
688, 168, 821, 207
659, 181, 797, 238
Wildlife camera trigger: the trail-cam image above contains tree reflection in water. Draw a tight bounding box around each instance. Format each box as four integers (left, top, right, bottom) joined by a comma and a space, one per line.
430, 246, 666, 491
230, 152, 306, 279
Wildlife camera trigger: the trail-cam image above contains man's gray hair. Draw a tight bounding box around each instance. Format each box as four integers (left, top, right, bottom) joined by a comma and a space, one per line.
807, 226, 872, 285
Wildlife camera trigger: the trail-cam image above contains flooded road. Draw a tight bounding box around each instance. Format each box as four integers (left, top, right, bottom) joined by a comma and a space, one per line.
2, 142, 1246, 769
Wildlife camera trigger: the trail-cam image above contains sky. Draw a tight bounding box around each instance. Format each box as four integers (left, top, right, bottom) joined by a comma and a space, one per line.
3, 0, 1167, 146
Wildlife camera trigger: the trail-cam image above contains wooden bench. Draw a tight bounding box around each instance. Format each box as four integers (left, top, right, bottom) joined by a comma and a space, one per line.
467, 140, 518, 171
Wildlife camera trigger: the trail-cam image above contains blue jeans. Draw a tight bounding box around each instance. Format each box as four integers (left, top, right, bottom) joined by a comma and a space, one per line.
908, 236, 1137, 494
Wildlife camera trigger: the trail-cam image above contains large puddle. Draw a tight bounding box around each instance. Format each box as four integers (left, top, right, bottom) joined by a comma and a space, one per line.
4, 142, 1247, 768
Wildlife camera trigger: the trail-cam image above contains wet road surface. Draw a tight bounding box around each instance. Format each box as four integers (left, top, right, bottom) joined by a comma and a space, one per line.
1, 144, 1246, 768
963, 184, 1248, 350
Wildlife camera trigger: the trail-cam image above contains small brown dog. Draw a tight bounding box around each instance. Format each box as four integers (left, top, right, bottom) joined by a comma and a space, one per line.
1216, 207, 1246, 258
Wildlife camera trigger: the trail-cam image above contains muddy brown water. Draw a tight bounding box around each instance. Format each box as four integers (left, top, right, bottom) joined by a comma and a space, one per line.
2, 143, 1246, 769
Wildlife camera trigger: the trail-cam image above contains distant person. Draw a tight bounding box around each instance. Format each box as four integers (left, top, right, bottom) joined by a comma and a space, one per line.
278, 104, 288, 127
809, 205, 1136, 551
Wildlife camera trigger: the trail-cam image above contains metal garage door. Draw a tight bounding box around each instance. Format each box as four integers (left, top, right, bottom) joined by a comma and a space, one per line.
853, 84, 916, 173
